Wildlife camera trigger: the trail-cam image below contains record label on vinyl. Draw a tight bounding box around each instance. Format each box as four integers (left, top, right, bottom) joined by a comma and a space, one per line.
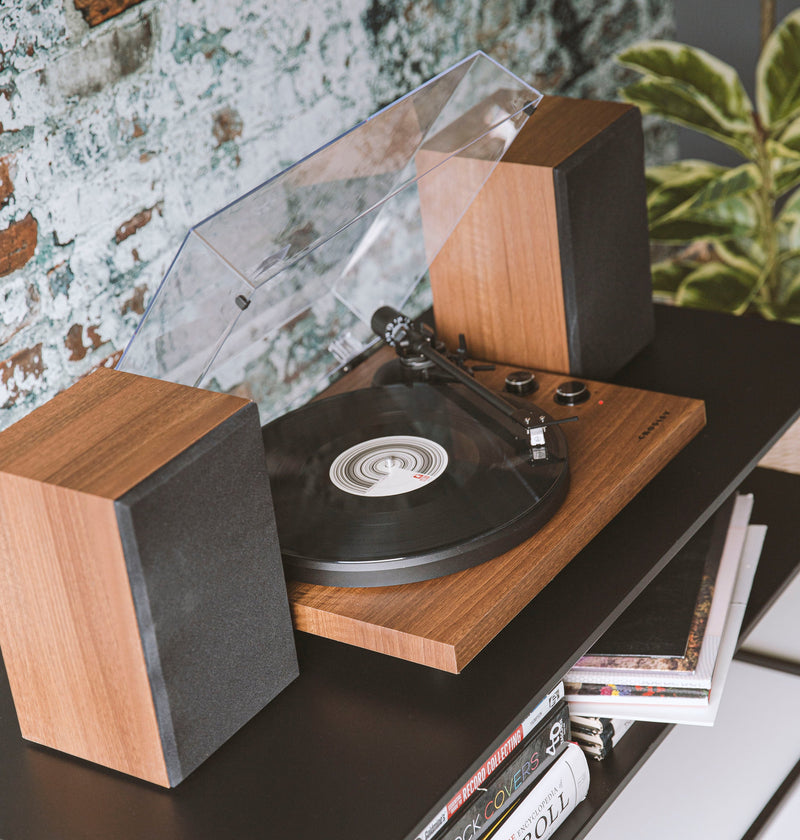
261, 382, 569, 587
329, 436, 448, 497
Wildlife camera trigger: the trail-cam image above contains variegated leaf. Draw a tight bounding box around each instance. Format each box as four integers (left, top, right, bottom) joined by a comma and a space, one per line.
714, 239, 764, 276
645, 159, 726, 190
646, 160, 725, 224
756, 8, 800, 131
649, 213, 751, 244
774, 160, 800, 196
619, 41, 753, 138
765, 256, 800, 322
777, 189, 800, 249
777, 116, 800, 152
676, 262, 759, 313
651, 259, 701, 297
621, 77, 753, 155
768, 136, 800, 196
682, 163, 760, 213
650, 169, 759, 243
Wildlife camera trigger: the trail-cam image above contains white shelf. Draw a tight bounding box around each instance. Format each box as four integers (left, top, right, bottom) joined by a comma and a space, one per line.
740, 570, 800, 665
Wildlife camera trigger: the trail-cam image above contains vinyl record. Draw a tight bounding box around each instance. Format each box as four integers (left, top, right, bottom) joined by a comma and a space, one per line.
261, 382, 569, 586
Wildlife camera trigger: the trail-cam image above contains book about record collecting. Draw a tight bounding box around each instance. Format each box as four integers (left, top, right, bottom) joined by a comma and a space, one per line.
565, 494, 766, 725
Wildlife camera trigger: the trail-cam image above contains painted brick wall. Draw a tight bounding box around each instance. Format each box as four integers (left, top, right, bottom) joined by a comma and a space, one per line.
0, 0, 674, 429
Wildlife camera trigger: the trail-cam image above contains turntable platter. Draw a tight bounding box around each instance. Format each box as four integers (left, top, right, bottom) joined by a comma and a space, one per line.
262, 382, 569, 586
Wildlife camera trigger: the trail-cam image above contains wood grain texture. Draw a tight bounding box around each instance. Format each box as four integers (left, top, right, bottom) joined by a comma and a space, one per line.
0, 367, 248, 499
502, 96, 636, 167
423, 95, 641, 376
424, 157, 570, 373
0, 368, 256, 785
289, 353, 706, 672
0, 475, 169, 785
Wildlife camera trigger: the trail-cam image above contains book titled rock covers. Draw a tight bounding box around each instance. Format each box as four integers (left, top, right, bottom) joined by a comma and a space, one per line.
481, 743, 590, 840
415, 683, 565, 840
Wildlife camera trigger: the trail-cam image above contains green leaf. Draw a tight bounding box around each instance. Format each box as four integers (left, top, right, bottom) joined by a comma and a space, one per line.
646, 160, 726, 225
648, 167, 759, 244
714, 239, 764, 276
651, 259, 700, 296
756, 8, 800, 131
649, 213, 752, 243
777, 116, 800, 152
765, 259, 800, 322
621, 77, 753, 155
776, 251, 800, 301
682, 163, 760, 213
676, 262, 759, 313
774, 159, 800, 196
768, 136, 800, 196
619, 40, 753, 147
778, 185, 800, 220
776, 187, 800, 249
645, 159, 726, 192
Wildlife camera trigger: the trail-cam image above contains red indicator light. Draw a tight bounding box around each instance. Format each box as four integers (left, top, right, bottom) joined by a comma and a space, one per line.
598, 399, 604, 405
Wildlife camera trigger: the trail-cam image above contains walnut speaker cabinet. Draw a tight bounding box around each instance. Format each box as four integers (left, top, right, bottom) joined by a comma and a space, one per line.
426, 95, 655, 380
0, 368, 298, 787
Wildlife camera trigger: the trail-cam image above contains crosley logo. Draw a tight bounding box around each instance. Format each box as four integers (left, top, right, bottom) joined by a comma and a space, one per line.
638, 409, 671, 440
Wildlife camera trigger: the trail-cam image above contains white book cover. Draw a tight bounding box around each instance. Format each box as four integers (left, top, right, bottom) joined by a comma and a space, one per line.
485, 743, 589, 840
566, 523, 766, 726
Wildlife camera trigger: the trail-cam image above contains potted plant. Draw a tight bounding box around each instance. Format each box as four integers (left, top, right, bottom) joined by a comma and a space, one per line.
616, 7, 800, 324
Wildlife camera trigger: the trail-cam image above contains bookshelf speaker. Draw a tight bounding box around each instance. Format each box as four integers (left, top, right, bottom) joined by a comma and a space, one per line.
426, 95, 655, 380
0, 368, 298, 787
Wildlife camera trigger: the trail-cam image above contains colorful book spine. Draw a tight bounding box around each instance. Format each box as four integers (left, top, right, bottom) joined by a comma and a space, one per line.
415, 683, 565, 840
436, 700, 570, 840
565, 680, 708, 701
482, 743, 590, 840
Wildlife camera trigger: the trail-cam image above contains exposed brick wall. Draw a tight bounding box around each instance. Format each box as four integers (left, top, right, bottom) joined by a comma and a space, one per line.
0, 0, 674, 428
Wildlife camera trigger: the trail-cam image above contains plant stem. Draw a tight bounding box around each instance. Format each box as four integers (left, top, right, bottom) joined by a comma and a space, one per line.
754, 123, 778, 308
760, 0, 776, 49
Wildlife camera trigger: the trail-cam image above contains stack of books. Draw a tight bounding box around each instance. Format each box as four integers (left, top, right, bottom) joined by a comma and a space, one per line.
415, 683, 589, 840
565, 494, 766, 726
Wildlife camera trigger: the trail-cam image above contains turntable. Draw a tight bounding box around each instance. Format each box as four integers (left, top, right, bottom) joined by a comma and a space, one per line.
118, 53, 706, 672
263, 305, 574, 588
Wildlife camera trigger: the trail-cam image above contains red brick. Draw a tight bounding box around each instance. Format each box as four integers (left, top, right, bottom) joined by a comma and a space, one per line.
65, 324, 87, 362
0, 344, 44, 407
115, 207, 152, 243
86, 325, 104, 349
121, 284, 148, 316
0, 214, 37, 277
0, 156, 14, 209
212, 107, 243, 146
73, 0, 146, 27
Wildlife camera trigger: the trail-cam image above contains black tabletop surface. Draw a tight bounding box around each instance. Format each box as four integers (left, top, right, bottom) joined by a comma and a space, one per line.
1, 304, 798, 840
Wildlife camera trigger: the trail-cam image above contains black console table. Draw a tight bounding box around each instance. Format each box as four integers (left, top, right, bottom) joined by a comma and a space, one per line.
1, 305, 798, 840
